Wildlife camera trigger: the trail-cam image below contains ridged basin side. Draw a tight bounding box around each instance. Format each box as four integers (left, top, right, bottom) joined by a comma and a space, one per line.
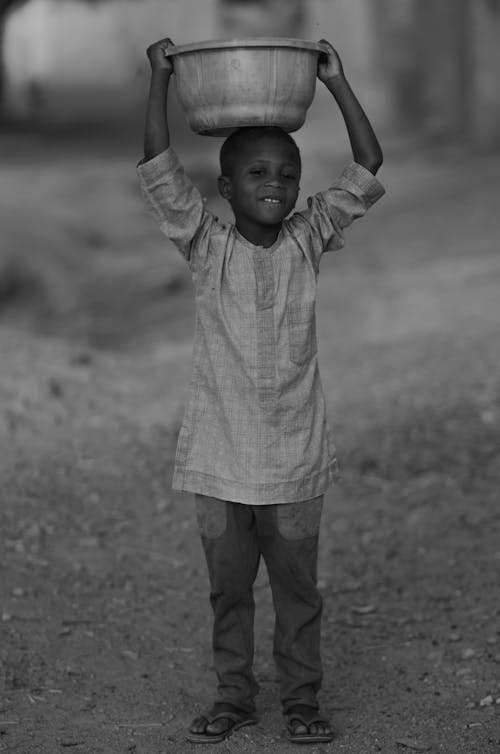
173, 45, 320, 136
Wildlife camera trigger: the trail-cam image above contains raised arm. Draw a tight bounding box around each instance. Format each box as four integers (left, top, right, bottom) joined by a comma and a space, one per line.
143, 38, 175, 161
138, 38, 216, 268
317, 39, 383, 175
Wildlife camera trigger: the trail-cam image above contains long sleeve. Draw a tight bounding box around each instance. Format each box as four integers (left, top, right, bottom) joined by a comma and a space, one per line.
137, 147, 216, 272
288, 161, 385, 269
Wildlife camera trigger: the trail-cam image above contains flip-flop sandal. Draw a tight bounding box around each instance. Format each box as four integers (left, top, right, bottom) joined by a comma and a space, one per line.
285, 710, 334, 744
186, 708, 257, 744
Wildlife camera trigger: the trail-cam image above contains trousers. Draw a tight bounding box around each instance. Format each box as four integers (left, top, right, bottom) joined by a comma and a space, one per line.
194, 493, 324, 713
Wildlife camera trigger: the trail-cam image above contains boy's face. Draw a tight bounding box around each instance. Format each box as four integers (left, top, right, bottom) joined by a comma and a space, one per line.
218, 135, 301, 234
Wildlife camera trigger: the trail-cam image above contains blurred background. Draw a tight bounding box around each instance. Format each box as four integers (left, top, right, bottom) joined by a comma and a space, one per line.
1, 7, 500, 751
1, 0, 499, 348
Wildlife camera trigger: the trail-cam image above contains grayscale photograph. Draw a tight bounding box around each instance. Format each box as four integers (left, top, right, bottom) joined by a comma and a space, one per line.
1, 1, 499, 752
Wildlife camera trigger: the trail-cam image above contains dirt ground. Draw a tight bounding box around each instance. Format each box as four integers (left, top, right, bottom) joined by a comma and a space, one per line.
1, 134, 500, 754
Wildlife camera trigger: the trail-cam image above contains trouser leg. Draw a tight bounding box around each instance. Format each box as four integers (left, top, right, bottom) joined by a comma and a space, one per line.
256, 497, 324, 712
195, 494, 261, 713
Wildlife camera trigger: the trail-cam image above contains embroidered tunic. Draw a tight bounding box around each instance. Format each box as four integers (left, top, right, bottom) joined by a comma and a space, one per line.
137, 148, 384, 504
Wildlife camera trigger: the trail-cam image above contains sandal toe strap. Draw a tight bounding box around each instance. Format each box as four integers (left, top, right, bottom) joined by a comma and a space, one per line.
288, 713, 329, 727
207, 710, 245, 724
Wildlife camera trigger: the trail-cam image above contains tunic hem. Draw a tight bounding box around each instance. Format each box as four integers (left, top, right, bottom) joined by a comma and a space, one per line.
171, 458, 340, 505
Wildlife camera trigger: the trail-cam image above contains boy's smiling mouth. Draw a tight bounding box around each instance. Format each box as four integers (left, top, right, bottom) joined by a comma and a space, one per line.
262, 197, 282, 204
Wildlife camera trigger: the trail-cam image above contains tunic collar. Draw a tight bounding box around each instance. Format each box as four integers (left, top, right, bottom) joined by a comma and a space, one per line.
233, 226, 284, 253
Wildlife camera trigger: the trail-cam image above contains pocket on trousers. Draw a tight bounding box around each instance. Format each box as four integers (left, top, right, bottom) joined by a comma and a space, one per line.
195, 496, 227, 539
276, 497, 323, 541
287, 301, 317, 366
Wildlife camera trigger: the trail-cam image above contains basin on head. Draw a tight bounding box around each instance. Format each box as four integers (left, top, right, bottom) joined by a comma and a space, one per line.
165, 38, 327, 136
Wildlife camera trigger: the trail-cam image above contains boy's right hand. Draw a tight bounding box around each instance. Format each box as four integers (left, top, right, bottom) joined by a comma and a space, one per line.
317, 39, 344, 83
147, 38, 175, 74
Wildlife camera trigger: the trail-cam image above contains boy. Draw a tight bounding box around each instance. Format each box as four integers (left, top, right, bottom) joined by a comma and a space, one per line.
137, 37, 384, 745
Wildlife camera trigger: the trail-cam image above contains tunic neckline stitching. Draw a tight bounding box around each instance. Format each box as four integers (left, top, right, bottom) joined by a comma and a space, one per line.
233, 226, 284, 253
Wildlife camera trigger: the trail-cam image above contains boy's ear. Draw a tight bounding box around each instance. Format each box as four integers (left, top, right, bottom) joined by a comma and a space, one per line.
218, 175, 232, 200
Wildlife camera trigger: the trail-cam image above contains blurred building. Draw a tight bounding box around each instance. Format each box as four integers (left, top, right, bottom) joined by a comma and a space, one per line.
375, 0, 500, 148
2, 0, 218, 130
218, 0, 306, 37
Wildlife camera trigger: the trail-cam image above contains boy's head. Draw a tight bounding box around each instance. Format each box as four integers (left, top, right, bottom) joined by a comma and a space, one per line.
218, 126, 301, 233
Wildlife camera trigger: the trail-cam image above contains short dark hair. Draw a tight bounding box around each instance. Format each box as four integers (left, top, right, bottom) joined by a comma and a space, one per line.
219, 126, 301, 177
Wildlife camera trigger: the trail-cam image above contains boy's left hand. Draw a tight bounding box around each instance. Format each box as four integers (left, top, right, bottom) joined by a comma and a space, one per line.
317, 39, 344, 83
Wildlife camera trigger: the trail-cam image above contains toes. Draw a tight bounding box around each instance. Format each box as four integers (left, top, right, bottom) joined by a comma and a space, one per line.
189, 715, 233, 736
310, 721, 332, 736
290, 721, 309, 735
288, 715, 332, 738
189, 715, 209, 734
205, 717, 231, 735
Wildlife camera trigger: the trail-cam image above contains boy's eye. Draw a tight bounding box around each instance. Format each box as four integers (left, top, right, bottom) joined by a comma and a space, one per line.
250, 169, 264, 175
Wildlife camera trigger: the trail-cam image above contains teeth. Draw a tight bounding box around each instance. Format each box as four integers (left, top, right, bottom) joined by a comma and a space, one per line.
263, 198, 280, 203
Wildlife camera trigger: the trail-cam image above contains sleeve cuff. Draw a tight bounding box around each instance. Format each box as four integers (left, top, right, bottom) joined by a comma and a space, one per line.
136, 147, 180, 182
338, 161, 385, 206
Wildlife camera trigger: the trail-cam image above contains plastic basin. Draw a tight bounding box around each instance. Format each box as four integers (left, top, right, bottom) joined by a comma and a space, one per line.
165, 38, 325, 136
